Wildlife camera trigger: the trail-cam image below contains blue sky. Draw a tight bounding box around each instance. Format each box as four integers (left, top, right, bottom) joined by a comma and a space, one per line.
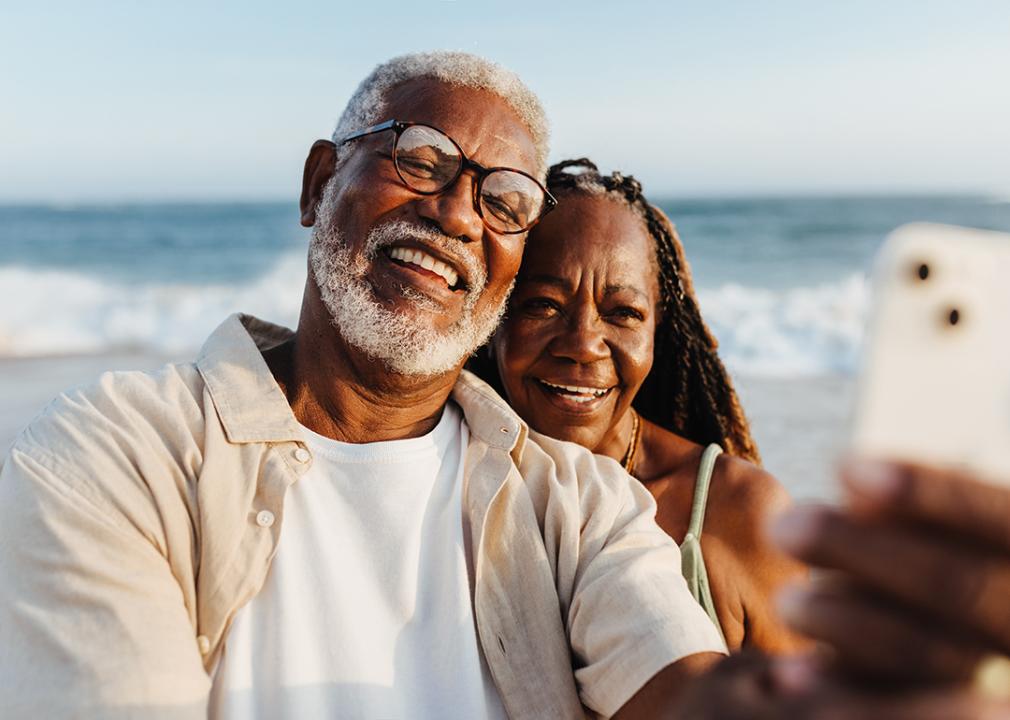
2, 0, 1008, 201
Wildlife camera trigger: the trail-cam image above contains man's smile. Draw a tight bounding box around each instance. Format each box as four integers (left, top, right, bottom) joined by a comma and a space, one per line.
386, 245, 464, 290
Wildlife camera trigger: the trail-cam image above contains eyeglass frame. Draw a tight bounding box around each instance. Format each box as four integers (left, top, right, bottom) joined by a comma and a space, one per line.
337, 119, 557, 235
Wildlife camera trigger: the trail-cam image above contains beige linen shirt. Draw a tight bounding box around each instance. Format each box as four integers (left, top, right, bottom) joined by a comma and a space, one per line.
0, 314, 725, 720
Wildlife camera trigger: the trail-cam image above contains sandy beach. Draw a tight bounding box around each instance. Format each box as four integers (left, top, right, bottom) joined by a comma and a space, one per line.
1, 353, 851, 503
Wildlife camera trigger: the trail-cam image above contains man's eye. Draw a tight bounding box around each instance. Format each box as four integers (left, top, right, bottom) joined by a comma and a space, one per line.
398, 157, 438, 178
482, 195, 521, 225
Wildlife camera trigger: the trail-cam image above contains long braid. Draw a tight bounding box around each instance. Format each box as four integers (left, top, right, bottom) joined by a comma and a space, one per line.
544, 159, 761, 464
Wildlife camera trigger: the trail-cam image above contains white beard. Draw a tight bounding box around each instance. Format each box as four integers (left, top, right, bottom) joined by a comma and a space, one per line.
308, 180, 510, 377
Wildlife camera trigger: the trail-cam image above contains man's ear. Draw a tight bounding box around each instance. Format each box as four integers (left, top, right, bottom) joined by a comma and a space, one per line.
299, 140, 337, 227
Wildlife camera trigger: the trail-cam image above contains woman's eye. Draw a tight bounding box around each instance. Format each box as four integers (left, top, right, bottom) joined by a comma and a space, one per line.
610, 307, 645, 323
521, 298, 559, 318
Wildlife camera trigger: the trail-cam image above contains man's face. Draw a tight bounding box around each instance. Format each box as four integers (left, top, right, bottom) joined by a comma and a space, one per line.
304, 78, 540, 376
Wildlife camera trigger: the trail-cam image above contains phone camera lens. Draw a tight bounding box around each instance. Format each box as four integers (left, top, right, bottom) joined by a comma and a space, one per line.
917, 263, 930, 281
948, 308, 960, 326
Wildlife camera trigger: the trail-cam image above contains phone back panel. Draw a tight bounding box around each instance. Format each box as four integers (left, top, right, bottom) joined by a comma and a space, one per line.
852, 223, 1010, 484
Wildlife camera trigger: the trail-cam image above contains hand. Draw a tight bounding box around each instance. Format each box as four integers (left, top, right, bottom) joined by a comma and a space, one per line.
769, 458, 1010, 686
673, 651, 808, 720
675, 653, 1010, 720
666, 650, 1005, 718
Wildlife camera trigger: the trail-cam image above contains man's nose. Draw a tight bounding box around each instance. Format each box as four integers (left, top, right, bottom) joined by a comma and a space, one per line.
549, 307, 609, 364
414, 171, 484, 243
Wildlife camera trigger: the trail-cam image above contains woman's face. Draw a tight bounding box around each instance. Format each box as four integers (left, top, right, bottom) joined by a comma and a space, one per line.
492, 193, 660, 453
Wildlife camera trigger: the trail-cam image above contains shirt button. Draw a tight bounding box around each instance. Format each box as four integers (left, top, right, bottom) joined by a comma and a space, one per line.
256, 510, 275, 528
197, 635, 211, 655
294, 447, 311, 463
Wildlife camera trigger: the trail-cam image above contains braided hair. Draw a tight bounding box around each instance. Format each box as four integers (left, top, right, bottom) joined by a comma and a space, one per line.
469, 158, 761, 464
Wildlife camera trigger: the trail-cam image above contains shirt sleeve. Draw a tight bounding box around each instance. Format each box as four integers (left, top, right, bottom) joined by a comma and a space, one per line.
564, 456, 728, 718
0, 443, 210, 720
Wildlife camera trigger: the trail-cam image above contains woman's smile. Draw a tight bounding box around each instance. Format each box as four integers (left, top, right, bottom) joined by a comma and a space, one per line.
532, 377, 617, 413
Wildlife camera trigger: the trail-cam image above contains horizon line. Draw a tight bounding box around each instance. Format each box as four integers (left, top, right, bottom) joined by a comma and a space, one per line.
1, 188, 1006, 208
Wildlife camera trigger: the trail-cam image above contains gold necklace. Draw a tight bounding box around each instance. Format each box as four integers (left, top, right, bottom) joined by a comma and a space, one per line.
621, 410, 642, 474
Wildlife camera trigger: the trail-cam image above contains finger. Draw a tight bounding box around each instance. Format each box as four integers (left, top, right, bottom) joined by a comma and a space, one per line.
776, 580, 986, 684
772, 505, 1010, 654
768, 653, 826, 696
841, 457, 1010, 552
673, 651, 791, 720
808, 688, 1010, 720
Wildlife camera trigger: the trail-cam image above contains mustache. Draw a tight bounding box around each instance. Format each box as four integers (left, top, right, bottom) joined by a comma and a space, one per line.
364, 219, 486, 295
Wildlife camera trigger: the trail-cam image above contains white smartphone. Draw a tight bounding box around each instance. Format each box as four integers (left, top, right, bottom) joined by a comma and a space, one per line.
850, 222, 1010, 485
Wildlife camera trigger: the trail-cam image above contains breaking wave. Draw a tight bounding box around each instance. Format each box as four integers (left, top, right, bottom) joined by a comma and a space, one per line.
0, 258, 869, 376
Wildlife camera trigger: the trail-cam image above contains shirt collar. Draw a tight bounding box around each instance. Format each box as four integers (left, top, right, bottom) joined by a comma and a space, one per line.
451, 369, 530, 466
196, 313, 303, 444
196, 313, 529, 463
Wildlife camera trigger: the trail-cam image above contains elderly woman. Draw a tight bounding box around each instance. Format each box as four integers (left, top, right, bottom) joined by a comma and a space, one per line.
469, 159, 805, 651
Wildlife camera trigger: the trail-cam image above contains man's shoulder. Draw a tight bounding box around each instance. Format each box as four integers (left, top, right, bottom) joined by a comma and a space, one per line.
519, 429, 646, 510
11, 361, 209, 471
522, 429, 626, 481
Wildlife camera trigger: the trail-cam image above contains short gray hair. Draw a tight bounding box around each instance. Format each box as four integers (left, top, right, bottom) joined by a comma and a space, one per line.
332, 51, 549, 178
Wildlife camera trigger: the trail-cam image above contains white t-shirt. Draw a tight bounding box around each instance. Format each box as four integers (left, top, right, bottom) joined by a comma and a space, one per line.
209, 402, 507, 720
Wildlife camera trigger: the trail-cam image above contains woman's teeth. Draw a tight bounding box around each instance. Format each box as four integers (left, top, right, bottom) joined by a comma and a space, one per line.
539, 379, 611, 402
388, 247, 459, 288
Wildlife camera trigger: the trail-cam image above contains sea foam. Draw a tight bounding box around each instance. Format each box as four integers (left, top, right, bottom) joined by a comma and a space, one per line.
0, 258, 869, 376
698, 273, 869, 376
0, 252, 306, 358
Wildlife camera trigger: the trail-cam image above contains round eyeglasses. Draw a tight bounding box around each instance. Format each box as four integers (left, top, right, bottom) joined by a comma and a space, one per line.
338, 119, 557, 235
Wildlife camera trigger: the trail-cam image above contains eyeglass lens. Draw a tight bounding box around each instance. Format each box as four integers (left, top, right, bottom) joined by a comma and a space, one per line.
393, 125, 545, 234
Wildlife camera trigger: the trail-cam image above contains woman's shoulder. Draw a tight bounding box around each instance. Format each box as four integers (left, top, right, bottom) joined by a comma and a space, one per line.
637, 421, 792, 545
709, 453, 792, 534
642, 422, 792, 568
641, 422, 806, 651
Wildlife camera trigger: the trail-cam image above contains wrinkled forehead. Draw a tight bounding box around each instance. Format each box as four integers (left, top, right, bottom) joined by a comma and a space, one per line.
381, 78, 540, 177
521, 193, 659, 279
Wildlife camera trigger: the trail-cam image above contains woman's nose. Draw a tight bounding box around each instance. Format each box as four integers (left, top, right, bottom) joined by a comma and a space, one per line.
548, 308, 609, 363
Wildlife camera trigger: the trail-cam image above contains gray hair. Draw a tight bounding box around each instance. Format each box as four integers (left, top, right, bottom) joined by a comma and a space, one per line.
332, 51, 549, 178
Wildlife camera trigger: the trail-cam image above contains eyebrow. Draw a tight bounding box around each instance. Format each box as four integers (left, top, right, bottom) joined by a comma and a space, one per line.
520, 273, 570, 289
519, 273, 650, 301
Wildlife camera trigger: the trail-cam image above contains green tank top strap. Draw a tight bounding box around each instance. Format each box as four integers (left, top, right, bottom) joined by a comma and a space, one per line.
679, 443, 727, 647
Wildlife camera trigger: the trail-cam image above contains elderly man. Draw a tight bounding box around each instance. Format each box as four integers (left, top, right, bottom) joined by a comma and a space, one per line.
0, 52, 725, 719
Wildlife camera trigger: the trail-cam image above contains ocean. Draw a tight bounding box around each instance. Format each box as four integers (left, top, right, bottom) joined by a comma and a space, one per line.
4, 195, 1010, 497
3, 195, 1010, 375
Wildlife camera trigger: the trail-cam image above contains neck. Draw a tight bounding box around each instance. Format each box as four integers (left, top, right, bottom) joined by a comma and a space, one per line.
265, 296, 460, 444
596, 408, 638, 466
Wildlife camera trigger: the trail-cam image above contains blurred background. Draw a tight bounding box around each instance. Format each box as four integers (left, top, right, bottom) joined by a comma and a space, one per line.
2, 0, 1009, 497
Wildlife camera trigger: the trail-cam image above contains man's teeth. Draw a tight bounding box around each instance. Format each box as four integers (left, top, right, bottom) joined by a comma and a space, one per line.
388, 247, 459, 287
540, 379, 610, 402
